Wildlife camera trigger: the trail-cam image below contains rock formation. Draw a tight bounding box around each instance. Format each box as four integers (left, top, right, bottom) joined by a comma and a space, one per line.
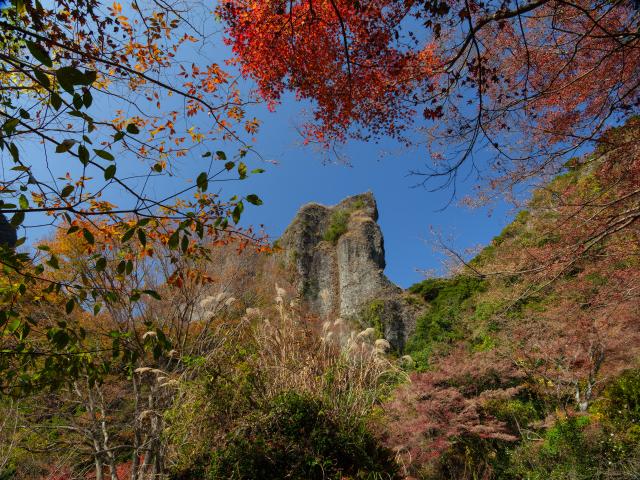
279, 192, 418, 350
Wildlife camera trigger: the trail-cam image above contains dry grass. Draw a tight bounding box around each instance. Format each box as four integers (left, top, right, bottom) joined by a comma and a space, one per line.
164, 285, 405, 474
250, 287, 402, 420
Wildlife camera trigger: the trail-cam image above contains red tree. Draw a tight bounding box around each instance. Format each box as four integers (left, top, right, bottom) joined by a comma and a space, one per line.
221, 0, 640, 195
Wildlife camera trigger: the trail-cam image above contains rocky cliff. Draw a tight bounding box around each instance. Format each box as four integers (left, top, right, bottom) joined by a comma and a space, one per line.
278, 192, 418, 350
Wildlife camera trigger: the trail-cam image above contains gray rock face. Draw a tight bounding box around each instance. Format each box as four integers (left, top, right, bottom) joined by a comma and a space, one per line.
279, 192, 417, 350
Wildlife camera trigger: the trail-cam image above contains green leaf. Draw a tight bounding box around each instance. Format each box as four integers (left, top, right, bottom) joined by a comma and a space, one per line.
73, 93, 83, 110
246, 194, 263, 206
65, 299, 75, 314
3, 118, 19, 134
121, 227, 136, 243
104, 165, 116, 180
56, 67, 96, 93
137, 228, 146, 247
125, 260, 133, 275
143, 290, 161, 300
238, 162, 247, 179
51, 329, 69, 348
78, 144, 90, 165
60, 185, 74, 197
225, 161, 235, 171
116, 260, 126, 274
82, 70, 97, 85
34, 69, 50, 89
26, 41, 53, 67
67, 225, 80, 234
82, 228, 95, 245
50, 92, 62, 110
8, 143, 19, 163
56, 139, 75, 153
47, 255, 60, 270
196, 172, 208, 192
113, 131, 125, 141
56, 66, 82, 94
94, 149, 114, 161
181, 234, 189, 253
202, 152, 212, 158
232, 201, 244, 224
83, 89, 93, 108
95, 257, 106, 272
10, 211, 24, 227
126, 123, 140, 134
18, 194, 28, 210
168, 231, 180, 249
216, 150, 227, 160
7, 318, 21, 333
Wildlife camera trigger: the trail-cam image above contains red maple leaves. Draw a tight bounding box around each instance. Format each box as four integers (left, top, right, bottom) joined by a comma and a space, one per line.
219, 0, 438, 146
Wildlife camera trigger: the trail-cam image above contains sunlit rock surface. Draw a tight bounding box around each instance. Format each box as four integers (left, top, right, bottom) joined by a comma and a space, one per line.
279, 192, 418, 350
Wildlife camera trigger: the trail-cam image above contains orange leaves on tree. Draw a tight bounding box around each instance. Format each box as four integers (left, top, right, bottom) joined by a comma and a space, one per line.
221, 0, 640, 198
219, 0, 439, 147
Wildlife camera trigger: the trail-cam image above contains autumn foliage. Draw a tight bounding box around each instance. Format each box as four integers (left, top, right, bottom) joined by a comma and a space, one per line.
382, 120, 640, 478
222, 0, 640, 195
2, 0, 640, 478
220, 0, 438, 144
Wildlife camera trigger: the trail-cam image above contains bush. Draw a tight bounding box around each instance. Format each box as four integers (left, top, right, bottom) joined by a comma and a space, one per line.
507, 415, 602, 479
207, 391, 400, 480
593, 369, 640, 426
0, 467, 16, 480
323, 210, 350, 244
405, 276, 485, 369
166, 294, 403, 480
503, 370, 640, 480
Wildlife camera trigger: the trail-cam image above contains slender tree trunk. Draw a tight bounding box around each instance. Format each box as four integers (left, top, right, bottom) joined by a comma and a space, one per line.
94, 445, 104, 480
140, 388, 156, 478
96, 388, 119, 480
131, 376, 141, 480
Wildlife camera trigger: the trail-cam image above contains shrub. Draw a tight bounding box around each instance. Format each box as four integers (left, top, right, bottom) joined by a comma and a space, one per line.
166, 289, 403, 480
405, 276, 485, 369
0, 467, 16, 480
208, 391, 400, 479
323, 210, 350, 244
360, 299, 386, 339
593, 369, 640, 426
507, 415, 605, 480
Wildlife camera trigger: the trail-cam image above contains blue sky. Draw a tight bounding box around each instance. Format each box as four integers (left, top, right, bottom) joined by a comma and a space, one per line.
8, 6, 516, 289
19, 88, 513, 288
228, 96, 513, 288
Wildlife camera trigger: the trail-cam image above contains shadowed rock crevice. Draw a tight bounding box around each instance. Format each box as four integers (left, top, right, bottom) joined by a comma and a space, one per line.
279, 192, 418, 351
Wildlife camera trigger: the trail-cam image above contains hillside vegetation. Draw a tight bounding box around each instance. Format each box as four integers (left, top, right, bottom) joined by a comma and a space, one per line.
388, 120, 640, 479
1, 122, 639, 479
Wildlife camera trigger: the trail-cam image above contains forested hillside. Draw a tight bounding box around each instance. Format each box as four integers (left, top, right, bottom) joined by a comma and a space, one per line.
1, 121, 639, 479
390, 120, 640, 479
2, 0, 639, 477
